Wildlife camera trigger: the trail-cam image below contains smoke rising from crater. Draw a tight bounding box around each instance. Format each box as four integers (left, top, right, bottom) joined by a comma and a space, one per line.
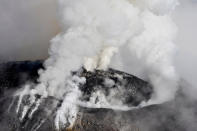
40, 0, 179, 128
0, 0, 197, 91
10, 0, 181, 129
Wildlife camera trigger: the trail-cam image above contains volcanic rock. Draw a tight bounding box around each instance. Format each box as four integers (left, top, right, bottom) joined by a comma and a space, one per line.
0, 61, 196, 131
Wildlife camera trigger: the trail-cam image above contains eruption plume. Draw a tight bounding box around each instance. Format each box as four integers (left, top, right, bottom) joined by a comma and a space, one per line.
15, 0, 179, 129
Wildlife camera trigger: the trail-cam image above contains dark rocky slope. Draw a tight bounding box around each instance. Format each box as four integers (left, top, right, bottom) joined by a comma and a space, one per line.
0, 61, 196, 131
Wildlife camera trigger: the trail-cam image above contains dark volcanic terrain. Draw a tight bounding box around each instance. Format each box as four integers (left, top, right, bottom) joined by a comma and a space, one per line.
0, 61, 197, 131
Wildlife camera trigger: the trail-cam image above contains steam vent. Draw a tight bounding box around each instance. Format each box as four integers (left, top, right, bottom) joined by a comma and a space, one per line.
0, 61, 196, 131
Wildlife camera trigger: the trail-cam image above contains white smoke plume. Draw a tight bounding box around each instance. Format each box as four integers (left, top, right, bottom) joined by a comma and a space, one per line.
15, 0, 179, 129
128, 9, 179, 105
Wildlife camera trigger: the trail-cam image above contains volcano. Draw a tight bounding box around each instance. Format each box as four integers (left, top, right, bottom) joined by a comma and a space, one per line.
0, 61, 196, 131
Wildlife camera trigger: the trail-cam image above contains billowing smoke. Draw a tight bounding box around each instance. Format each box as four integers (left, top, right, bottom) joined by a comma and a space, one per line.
56, 0, 179, 104
128, 5, 179, 105
14, 0, 180, 129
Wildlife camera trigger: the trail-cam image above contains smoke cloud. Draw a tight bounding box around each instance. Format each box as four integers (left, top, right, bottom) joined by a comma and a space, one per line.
5, 0, 197, 130
36, 0, 179, 128
1, 0, 197, 91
